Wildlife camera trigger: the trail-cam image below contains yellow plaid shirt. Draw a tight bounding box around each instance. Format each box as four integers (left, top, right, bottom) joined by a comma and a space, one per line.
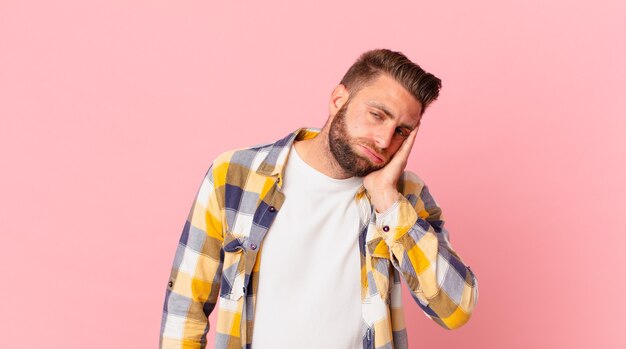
160, 128, 478, 349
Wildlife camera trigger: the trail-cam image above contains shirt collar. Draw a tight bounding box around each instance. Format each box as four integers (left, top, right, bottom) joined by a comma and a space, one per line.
255, 127, 368, 198
255, 127, 321, 179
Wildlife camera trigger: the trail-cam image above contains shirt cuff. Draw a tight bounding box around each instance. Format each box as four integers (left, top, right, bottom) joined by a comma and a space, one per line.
374, 194, 418, 243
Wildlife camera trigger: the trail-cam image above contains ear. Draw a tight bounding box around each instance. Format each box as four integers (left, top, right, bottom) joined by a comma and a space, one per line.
328, 84, 350, 118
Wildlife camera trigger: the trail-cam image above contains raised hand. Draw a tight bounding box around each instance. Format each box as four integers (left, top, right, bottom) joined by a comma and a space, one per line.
363, 128, 418, 213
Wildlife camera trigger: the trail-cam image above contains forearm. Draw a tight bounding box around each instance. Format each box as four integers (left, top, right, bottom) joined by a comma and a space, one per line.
160, 231, 222, 348
160, 167, 224, 347
375, 195, 478, 330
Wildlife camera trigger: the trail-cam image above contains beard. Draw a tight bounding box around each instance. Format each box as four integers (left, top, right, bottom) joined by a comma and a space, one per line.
327, 102, 388, 177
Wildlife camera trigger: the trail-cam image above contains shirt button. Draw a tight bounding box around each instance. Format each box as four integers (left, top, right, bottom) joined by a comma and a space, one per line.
168, 281, 173, 287
269, 206, 276, 212
250, 243, 257, 250
382, 226, 390, 232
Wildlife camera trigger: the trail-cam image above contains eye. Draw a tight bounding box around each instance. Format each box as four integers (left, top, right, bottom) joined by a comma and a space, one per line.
395, 127, 408, 137
370, 111, 383, 120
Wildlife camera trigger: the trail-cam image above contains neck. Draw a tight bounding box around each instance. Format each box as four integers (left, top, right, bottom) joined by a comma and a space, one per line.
294, 127, 352, 180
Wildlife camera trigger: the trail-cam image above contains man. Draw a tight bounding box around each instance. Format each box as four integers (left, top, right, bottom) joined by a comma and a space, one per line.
160, 49, 478, 349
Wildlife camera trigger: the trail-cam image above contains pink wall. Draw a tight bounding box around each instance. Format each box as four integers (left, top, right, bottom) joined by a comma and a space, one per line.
1, 1, 625, 348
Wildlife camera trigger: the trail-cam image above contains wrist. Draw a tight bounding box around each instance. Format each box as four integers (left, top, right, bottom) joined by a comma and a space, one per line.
369, 189, 401, 213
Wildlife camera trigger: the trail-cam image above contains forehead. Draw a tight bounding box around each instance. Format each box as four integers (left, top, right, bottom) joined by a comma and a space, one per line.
353, 74, 423, 124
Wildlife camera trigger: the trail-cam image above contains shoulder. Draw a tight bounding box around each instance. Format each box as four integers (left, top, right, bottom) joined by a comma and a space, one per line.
204, 139, 278, 185
212, 140, 275, 169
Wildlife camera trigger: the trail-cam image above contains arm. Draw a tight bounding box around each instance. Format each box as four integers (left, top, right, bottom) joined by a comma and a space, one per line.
160, 164, 224, 348
364, 129, 477, 329
374, 173, 478, 330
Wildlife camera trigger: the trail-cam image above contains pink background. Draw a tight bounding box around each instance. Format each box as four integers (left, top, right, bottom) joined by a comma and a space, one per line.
1, 1, 625, 348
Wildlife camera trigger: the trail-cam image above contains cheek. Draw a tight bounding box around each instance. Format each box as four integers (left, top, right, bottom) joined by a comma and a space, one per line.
351, 114, 378, 137
387, 140, 404, 156
344, 116, 365, 138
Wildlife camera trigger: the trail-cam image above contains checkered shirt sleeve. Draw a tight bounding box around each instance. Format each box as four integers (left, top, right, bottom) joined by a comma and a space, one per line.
375, 171, 478, 330
160, 165, 224, 348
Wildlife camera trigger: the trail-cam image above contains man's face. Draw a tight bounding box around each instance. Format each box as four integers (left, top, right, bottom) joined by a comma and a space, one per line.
328, 74, 423, 177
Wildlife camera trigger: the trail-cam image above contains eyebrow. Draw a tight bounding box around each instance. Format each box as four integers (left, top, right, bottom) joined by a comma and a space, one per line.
366, 101, 416, 130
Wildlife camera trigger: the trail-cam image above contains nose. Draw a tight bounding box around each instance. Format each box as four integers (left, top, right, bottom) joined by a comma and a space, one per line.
373, 125, 395, 150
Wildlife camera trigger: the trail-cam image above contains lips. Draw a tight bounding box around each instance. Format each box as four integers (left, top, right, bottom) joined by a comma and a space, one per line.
358, 145, 384, 164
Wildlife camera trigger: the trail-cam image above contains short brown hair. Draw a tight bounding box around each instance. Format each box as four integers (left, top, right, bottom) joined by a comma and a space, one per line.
340, 49, 442, 115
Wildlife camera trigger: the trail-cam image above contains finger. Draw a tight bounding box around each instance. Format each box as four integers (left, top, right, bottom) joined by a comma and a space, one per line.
401, 128, 418, 155
389, 128, 418, 167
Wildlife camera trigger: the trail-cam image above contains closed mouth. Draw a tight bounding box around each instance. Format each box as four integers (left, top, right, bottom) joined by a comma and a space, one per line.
359, 145, 384, 163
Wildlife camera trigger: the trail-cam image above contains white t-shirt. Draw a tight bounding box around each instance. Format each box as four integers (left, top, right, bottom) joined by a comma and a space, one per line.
251, 145, 364, 349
